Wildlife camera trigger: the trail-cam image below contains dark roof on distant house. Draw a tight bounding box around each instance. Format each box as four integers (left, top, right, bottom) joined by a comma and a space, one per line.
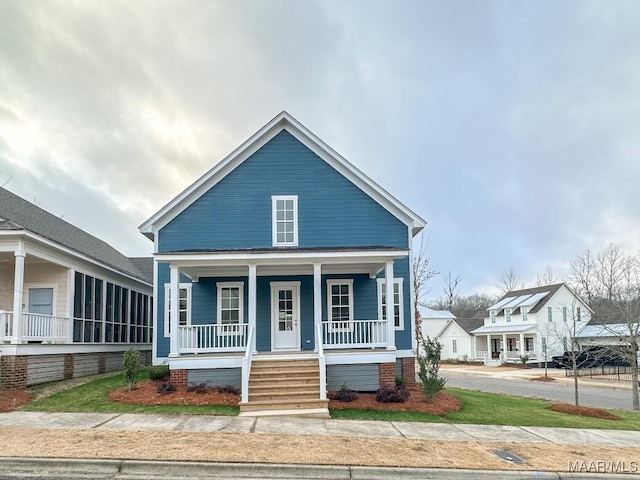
471, 310, 486, 319
494, 283, 565, 314
0, 187, 150, 284
454, 318, 485, 334
588, 305, 625, 325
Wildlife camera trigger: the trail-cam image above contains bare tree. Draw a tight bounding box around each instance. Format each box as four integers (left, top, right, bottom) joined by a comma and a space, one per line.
535, 266, 559, 287
496, 266, 524, 295
428, 292, 497, 319
596, 244, 627, 302
601, 253, 640, 410
442, 270, 461, 311
569, 249, 597, 306
412, 232, 438, 329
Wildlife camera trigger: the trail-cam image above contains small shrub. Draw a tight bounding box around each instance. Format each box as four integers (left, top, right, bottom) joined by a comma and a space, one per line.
148, 365, 170, 381
395, 375, 406, 387
376, 385, 410, 403
187, 382, 209, 394
122, 348, 141, 391
520, 355, 530, 367
333, 383, 358, 402
416, 334, 447, 402
215, 385, 241, 395
156, 382, 177, 394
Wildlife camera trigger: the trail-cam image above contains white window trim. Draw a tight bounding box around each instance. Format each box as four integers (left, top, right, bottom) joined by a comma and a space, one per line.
505, 308, 512, 323
24, 283, 58, 316
522, 307, 528, 322
163, 283, 192, 337
452, 339, 457, 354
376, 278, 404, 330
562, 306, 567, 322
547, 306, 553, 322
326, 279, 353, 333
272, 195, 298, 246
490, 310, 496, 324
216, 281, 244, 335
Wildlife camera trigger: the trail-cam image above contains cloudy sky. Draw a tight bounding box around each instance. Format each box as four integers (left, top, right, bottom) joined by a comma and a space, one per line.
1, 1, 639, 299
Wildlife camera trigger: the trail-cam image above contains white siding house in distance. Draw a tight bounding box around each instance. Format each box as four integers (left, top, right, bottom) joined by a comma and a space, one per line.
419, 307, 455, 341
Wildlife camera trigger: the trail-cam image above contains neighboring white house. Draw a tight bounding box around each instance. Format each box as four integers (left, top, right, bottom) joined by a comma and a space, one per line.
0, 187, 153, 388
419, 307, 455, 341
437, 317, 484, 361
470, 283, 592, 365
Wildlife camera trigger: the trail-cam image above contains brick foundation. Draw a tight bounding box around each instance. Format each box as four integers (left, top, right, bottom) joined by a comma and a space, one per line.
401, 357, 416, 386
170, 369, 187, 389
378, 362, 396, 388
63, 354, 74, 380
1, 356, 28, 389
98, 353, 107, 374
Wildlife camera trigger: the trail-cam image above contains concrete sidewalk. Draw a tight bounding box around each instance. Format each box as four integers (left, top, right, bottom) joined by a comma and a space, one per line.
0, 410, 639, 446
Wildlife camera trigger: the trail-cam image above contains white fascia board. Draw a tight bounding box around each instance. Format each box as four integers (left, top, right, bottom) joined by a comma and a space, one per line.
155, 249, 409, 265
139, 111, 426, 239
0, 230, 151, 287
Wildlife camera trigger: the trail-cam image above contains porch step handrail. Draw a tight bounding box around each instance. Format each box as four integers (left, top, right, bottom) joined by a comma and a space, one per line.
241, 325, 255, 404
178, 323, 249, 354
321, 319, 387, 349
316, 323, 327, 401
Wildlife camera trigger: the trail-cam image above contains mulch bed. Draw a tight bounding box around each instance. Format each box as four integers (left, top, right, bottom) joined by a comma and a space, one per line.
548, 402, 621, 420
530, 376, 556, 382
0, 389, 32, 412
329, 386, 461, 415
107, 380, 239, 406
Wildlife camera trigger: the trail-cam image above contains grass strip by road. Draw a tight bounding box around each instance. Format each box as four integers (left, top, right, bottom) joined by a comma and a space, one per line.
22, 374, 640, 430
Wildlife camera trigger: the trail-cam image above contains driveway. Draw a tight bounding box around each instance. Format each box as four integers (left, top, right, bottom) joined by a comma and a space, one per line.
441, 365, 635, 410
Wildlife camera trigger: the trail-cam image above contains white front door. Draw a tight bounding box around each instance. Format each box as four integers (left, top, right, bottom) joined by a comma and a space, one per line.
271, 282, 300, 351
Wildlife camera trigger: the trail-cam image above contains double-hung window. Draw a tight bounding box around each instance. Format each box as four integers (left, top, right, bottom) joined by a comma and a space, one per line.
164, 283, 191, 336
490, 310, 496, 324
327, 280, 353, 332
217, 282, 244, 334
272, 195, 298, 246
505, 308, 512, 323
377, 278, 404, 330
562, 306, 567, 322
547, 306, 553, 322
522, 307, 528, 322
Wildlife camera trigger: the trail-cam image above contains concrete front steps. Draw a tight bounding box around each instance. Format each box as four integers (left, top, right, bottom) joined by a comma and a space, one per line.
239, 357, 329, 418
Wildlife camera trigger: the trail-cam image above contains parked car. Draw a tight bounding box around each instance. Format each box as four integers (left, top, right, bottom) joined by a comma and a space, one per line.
561, 346, 630, 369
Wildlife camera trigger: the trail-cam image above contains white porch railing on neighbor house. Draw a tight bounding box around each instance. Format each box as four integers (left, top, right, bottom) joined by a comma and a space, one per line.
241, 325, 255, 404
504, 350, 537, 360
178, 323, 249, 354
0, 311, 69, 343
321, 319, 387, 349
475, 350, 489, 361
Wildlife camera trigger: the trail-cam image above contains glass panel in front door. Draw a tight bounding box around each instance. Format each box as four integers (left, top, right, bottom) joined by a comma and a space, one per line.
278, 289, 294, 332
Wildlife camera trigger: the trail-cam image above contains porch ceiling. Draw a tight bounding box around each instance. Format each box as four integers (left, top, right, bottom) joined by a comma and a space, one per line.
156, 247, 408, 281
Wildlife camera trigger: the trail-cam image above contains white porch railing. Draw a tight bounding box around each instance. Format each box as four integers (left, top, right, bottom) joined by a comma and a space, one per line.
475, 350, 488, 360
178, 323, 249, 354
504, 350, 537, 360
321, 319, 387, 349
241, 325, 255, 404
0, 311, 69, 343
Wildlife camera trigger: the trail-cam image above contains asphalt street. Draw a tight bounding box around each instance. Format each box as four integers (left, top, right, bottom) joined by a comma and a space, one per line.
444, 371, 634, 410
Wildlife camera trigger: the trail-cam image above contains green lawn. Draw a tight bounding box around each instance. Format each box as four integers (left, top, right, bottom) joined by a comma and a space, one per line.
23, 372, 238, 416
22, 375, 640, 431
332, 388, 640, 430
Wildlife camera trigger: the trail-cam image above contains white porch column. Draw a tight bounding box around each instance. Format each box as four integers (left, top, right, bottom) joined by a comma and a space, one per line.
67, 269, 75, 343
11, 243, 26, 344
519, 332, 525, 355
486, 334, 490, 361
248, 264, 257, 353
168, 265, 180, 357
385, 261, 396, 351
501, 333, 507, 361
313, 263, 322, 352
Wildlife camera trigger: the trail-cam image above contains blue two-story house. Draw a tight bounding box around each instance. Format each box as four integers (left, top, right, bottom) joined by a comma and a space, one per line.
139, 111, 426, 416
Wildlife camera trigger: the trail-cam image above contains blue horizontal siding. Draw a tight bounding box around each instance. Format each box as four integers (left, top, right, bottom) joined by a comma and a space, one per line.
158, 130, 408, 252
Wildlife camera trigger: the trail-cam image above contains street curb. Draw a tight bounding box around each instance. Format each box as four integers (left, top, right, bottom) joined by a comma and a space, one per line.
0, 458, 639, 480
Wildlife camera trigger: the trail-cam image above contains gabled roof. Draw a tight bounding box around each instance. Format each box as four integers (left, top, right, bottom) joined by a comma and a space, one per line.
419, 307, 456, 319
454, 318, 485, 334
0, 187, 150, 284
488, 283, 565, 314
139, 111, 426, 241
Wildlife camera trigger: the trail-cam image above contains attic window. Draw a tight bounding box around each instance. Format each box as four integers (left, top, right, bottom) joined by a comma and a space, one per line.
272, 195, 298, 246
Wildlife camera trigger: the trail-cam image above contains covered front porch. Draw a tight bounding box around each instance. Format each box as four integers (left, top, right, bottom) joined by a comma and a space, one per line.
471, 324, 538, 364
160, 247, 408, 357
